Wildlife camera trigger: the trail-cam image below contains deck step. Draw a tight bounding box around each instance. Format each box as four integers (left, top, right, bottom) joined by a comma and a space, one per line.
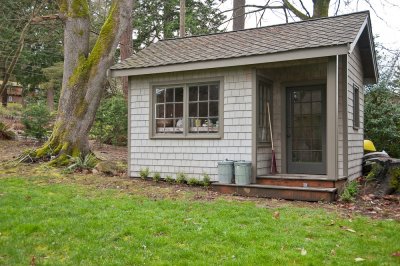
212, 183, 337, 202
256, 175, 347, 190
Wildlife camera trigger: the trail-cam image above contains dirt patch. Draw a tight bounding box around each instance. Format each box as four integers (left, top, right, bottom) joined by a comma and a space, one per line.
1, 139, 399, 221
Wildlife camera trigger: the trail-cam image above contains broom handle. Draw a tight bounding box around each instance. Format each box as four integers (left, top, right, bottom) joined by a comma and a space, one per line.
267, 102, 274, 150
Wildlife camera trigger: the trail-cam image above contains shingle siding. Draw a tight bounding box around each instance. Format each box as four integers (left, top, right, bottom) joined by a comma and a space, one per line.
347, 44, 364, 180
129, 67, 253, 180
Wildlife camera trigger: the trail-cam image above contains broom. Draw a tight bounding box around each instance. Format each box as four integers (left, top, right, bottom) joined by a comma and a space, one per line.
267, 102, 277, 174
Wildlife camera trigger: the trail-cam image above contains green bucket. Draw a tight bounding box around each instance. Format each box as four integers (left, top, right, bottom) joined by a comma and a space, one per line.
218, 160, 234, 184
234, 161, 252, 185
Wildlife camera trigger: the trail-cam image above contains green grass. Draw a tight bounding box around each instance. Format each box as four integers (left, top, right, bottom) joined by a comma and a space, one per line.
0, 177, 399, 265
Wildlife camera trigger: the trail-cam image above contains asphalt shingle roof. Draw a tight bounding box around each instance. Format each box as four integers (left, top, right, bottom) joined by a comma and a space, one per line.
111, 11, 369, 70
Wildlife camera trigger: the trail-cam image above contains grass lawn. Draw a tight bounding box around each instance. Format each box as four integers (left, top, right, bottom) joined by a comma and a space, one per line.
0, 176, 399, 265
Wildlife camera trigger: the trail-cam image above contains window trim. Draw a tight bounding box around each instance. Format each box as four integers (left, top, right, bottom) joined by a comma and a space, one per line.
149, 77, 224, 139
353, 83, 360, 130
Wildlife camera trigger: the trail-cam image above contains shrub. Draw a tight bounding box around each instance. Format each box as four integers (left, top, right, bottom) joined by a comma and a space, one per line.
187, 177, 200, 186
0, 103, 23, 117
67, 153, 98, 172
139, 167, 150, 179
388, 167, 400, 193
91, 95, 128, 146
364, 87, 400, 158
176, 172, 187, 184
365, 163, 383, 181
340, 180, 359, 202
22, 103, 51, 140
165, 175, 174, 183
0, 121, 15, 140
202, 173, 211, 187
153, 172, 161, 182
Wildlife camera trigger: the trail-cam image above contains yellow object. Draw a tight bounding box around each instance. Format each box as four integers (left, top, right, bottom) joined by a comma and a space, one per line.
364, 140, 376, 152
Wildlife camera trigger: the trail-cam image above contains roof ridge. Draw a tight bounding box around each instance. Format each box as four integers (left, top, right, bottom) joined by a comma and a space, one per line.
160, 10, 370, 43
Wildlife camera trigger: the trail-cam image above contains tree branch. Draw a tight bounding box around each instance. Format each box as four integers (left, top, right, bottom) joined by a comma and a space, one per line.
282, 0, 310, 20
31, 14, 63, 24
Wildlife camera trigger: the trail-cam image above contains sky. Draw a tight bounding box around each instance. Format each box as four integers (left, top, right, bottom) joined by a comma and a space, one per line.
218, 0, 400, 51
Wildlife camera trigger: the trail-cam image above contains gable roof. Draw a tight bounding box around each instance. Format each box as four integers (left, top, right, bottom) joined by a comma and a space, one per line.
110, 11, 377, 82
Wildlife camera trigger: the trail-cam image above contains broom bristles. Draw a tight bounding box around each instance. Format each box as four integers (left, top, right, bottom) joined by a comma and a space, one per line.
271, 150, 277, 174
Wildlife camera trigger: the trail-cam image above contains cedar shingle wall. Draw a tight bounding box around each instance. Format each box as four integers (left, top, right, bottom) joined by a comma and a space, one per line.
347, 44, 364, 179
129, 67, 253, 180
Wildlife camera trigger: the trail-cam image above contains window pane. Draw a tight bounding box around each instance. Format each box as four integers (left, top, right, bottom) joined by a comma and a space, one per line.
189, 86, 198, 101
300, 91, 311, 102
302, 103, 311, 114
163, 119, 174, 130
199, 85, 208, 101
165, 103, 174, 118
166, 88, 174, 102
312, 90, 321, 101
209, 84, 219, 100
199, 102, 208, 117
175, 87, 183, 102
156, 104, 164, 118
209, 101, 218, 116
156, 89, 165, 103
175, 103, 183, 117
189, 103, 198, 117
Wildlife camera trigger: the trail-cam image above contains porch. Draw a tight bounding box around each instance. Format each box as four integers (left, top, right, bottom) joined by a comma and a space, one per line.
213, 56, 349, 202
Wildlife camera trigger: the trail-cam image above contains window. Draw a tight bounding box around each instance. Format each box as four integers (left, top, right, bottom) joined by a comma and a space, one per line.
155, 87, 184, 134
152, 81, 221, 138
7, 96, 13, 102
353, 84, 360, 129
257, 79, 273, 143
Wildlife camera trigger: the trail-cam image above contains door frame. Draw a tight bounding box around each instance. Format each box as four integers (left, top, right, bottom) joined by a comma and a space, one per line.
280, 80, 327, 175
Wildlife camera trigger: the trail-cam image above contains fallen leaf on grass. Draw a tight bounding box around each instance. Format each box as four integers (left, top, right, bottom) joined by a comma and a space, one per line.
273, 211, 280, 220
392, 251, 400, 257
354, 257, 365, 262
340, 226, 356, 233
301, 248, 307, 256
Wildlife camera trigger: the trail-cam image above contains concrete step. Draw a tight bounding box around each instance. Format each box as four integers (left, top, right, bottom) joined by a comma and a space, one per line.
212, 182, 337, 202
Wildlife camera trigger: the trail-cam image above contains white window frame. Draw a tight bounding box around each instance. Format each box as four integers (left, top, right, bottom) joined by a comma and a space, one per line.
149, 77, 224, 139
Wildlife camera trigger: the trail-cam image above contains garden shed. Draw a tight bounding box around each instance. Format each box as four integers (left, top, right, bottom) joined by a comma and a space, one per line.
109, 11, 378, 201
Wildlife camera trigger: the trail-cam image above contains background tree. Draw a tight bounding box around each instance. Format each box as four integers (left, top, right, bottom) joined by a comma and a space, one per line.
232, 0, 245, 30
40, 61, 64, 111
132, 0, 225, 51
0, 0, 62, 107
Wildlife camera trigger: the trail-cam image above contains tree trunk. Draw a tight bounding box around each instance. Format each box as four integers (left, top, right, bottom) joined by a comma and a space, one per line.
179, 0, 185, 37
47, 87, 54, 111
120, 8, 132, 100
233, 0, 245, 31
32, 0, 133, 164
312, 0, 330, 18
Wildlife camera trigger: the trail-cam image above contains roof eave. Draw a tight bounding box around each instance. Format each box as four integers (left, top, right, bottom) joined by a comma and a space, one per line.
349, 15, 379, 84
109, 45, 349, 78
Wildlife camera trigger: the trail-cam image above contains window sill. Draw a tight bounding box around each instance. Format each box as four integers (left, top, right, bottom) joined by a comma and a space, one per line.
150, 134, 222, 140
353, 126, 360, 131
